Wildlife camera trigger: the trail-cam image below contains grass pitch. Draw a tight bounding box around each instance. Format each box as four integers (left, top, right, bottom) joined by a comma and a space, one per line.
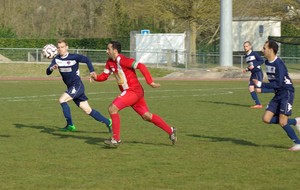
1, 78, 300, 190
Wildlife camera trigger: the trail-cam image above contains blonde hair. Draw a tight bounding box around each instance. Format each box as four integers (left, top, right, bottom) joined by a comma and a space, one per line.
57, 39, 68, 46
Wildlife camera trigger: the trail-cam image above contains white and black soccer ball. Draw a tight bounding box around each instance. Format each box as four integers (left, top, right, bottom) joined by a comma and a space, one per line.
42, 44, 57, 59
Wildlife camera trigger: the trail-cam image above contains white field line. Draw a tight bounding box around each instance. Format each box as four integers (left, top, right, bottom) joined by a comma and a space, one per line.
1, 87, 242, 102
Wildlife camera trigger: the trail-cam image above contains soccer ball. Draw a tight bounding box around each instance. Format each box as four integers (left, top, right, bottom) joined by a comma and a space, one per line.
42, 44, 57, 59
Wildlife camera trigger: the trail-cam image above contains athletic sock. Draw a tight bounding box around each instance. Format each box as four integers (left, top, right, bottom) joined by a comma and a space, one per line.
250, 91, 261, 105
261, 88, 274, 93
150, 114, 172, 134
110, 113, 121, 141
269, 116, 279, 124
60, 102, 73, 126
282, 124, 300, 144
89, 109, 110, 126
288, 118, 297, 126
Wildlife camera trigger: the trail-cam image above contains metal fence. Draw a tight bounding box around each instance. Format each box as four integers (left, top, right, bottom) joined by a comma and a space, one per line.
0, 48, 299, 70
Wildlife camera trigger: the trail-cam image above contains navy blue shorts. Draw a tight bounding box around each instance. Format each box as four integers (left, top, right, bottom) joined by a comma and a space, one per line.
249, 71, 263, 86
266, 90, 294, 116
66, 81, 88, 106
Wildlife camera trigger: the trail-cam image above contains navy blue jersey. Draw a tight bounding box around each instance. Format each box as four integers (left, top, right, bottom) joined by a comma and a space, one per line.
46, 53, 94, 87
262, 57, 294, 92
245, 50, 264, 73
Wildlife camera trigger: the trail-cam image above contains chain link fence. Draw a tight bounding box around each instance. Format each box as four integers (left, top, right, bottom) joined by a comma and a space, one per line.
0, 48, 299, 71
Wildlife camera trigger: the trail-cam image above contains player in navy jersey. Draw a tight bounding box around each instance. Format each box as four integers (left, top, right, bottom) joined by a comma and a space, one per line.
243, 41, 270, 108
46, 39, 112, 132
253, 40, 300, 151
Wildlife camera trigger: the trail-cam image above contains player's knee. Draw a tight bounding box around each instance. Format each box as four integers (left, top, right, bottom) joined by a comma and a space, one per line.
59, 98, 65, 104
142, 112, 152, 121
262, 116, 270, 124
108, 104, 118, 114
279, 121, 287, 127
83, 108, 92, 115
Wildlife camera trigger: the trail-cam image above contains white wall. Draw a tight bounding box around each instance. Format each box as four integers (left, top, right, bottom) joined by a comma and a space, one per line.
135, 33, 186, 64
232, 18, 281, 52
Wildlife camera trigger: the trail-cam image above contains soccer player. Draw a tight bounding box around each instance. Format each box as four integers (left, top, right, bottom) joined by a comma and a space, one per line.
91, 41, 177, 147
242, 41, 265, 108
46, 39, 112, 132
253, 40, 300, 151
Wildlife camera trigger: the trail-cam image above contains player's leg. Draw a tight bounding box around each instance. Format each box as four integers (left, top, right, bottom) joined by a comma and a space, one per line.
279, 114, 300, 151
77, 100, 112, 133
104, 90, 140, 147
278, 91, 300, 150
59, 92, 75, 131
132, 97, 177, 145
249, 73, 262, 108
263, 97, 281, 124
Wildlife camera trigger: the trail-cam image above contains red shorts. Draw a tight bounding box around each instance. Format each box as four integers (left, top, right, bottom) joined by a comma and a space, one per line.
112, 90, 149, 116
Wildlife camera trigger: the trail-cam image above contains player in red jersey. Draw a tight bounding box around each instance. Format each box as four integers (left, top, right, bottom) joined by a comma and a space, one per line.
91, 41, 177, 147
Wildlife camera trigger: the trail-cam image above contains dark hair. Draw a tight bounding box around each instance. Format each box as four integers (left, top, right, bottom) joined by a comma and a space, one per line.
266, 40, 278, 55
110, 41, 121, 53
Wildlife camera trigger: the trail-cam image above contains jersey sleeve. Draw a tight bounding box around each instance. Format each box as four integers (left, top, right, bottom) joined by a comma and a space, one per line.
136, 63, 153, 85
95, 60, 111, 81
253, 52, 264, 67
46, 59, 57, 75
76, 54, 95, 72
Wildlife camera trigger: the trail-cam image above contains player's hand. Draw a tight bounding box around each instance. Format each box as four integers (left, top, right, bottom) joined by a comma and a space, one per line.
150, 82, 161, 88
89, 72, 97, 82
252, 79, 258, 85
50, 64, 58, 71
242, 69, 247, 73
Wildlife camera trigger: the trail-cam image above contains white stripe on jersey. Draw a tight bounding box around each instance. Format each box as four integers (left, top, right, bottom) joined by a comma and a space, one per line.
104, 68, 110, 74
246, 55, 256, 62
55, 59, 77, 67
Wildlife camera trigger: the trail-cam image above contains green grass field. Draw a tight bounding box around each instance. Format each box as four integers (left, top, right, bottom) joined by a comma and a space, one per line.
1, 76, 300, 189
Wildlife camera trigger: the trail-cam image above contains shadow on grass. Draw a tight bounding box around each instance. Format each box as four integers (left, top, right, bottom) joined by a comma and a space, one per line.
188, 134, 286, 149
198, 100, 249, 108
13, 123, 109, 146
126, 140, 172, 147
0, 135, 10, 138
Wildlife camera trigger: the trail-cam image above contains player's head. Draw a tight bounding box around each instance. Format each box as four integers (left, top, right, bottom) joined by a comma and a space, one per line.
262, 40, 278, 59
107, 41, 121, 60
57, 39, 69, 57
243, 41, 252, 53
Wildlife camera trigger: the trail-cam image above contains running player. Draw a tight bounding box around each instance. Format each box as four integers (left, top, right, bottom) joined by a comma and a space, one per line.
243, 41, 265, 108
91, 40, 177, 147
253, 40, 300, 151
46, 39, 111, 132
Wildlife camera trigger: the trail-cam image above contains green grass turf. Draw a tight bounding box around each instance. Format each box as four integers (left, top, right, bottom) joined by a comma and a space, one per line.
1, 79, 300, 189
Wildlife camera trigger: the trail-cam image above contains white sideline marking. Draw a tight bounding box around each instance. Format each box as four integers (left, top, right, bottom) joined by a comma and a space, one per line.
1, 88, 237, 102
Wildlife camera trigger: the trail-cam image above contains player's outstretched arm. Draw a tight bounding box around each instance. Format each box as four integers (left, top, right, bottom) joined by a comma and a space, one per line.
136, 63, 154, 85
150, 82, 161, 88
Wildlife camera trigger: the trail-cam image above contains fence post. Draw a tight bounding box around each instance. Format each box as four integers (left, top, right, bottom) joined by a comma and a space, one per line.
240, 55, 243, 68
36, 49, 39, 63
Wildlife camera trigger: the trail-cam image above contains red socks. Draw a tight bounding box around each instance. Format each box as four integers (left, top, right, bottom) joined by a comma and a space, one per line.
151, 114, 172, 134
110, 113, 121, 141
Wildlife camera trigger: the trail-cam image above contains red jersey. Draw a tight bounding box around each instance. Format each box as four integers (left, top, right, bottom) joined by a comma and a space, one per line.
96, 54, 153, 92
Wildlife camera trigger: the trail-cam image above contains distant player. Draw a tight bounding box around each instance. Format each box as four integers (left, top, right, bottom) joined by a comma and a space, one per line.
91, 41, 177, 147
242, 41, 266, 108
46, 39, 111, 132
253, 40, 300, 151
